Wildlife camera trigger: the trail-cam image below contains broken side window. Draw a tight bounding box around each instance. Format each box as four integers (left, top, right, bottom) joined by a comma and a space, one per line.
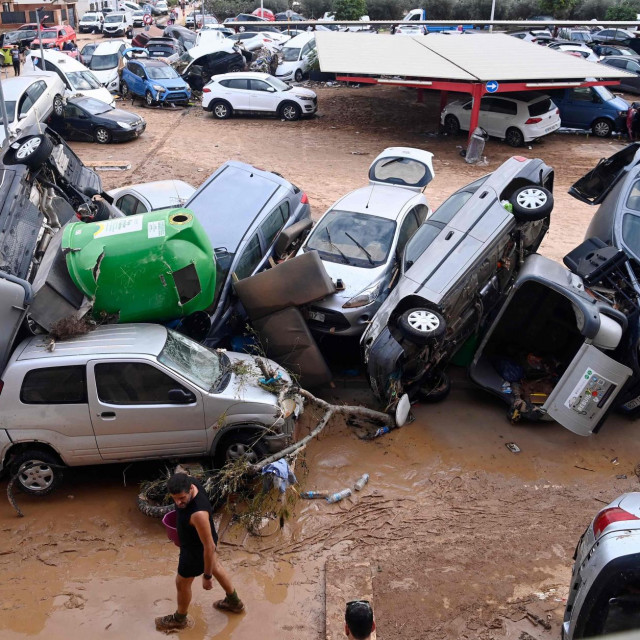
172, 262, 201, 305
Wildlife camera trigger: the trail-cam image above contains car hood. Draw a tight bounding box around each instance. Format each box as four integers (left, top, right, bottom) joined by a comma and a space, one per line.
316, 259, 388, 303
150, 76, 190, 89
97, 107, 143, 125
290, 87, 316, 98
69, 87, 115, 106
443, 99, 465, 110
92, 68, 118, 83
611, 95, 630, 110
277, 60, 300, 73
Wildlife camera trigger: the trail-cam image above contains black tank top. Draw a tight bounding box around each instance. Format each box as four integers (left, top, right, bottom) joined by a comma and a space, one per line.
176, 479, 218, 551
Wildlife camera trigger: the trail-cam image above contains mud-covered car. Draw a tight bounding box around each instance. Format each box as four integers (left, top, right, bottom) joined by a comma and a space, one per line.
362, 156, 554, 407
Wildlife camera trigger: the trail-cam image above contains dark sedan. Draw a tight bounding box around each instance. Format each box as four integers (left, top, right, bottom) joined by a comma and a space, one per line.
601, 56, 640, 93
48, 96, 145, 144
145, 36, 185, 59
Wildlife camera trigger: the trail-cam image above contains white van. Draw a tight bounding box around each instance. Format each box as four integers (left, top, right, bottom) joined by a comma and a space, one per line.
276, 32, 315, 82
88, 40, 128, 92
22, 50, 115, 106
79, 11, 104, 33
102, 11, 133, 37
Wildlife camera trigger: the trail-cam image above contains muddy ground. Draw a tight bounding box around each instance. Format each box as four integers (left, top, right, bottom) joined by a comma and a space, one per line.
3, 50, 640, 638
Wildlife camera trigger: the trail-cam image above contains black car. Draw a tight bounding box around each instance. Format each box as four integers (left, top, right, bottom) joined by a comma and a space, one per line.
48, 97, 146, 144
163, 24, 196, 49
175, 48, 245, 91
145, 36, 185, 58
2, 29, 38, 50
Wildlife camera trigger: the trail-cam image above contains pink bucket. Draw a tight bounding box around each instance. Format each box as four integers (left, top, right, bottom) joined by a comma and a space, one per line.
162, 510, 180, 547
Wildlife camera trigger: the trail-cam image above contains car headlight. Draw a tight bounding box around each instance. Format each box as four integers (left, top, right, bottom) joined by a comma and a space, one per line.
342, 282, 383, 309
294, 95, 314, 100
116, 120, 132, 129
152, 84, 166, 92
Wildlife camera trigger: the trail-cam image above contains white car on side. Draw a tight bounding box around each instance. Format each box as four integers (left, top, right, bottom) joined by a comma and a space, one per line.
109, 179, 196, 215
275, 31, 315, 82
0, 74, 66, 146
441, 92, 561, 147
549, 42, 600, 62
202, 72, 317, 121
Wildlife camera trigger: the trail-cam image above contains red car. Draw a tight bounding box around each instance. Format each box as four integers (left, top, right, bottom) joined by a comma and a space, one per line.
32, 24, 76, 50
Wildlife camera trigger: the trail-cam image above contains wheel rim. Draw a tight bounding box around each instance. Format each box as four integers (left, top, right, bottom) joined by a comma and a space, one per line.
121, 83, 128, 96
407, 310, 440, 333
54, 97, 63, 115
16, 137, 41, 159
226, 443, 258, 464
295, 70, 302, 81
214, 104, 227, 117
516, 188, 547, 210
19, 460, 54, 492
507, 130, 522, 145
594, 121, 610, 136
146, 92, 153, 105
283, 105, 297, 120
96, 128, 109, 143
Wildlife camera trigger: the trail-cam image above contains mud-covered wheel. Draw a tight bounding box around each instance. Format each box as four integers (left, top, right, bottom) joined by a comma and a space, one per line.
417, 372, 451, 403
145, 90, 156, 106
120, 81, 130, 98
444, 114, 460, 135
294, 68, 303, 82
509, 185, 554, 222
53, 93, 64, 117
213, 431, 268, 469
94, 126, 111, 144
397, 308, 446, 345
4, 134, 54, 170
592, 118, 612, 138
137, 492, 175, 518
280, 102, 301, 121
10, 449, 63, 496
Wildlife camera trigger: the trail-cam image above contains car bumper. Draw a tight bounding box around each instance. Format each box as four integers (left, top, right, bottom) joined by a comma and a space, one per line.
308, 299, 378, 336
301, 102, 317, 115
103, 29, 126, 36
111, 124, 146, 141
156, 90, 191, 103
523, 119, 561, 141
275, 70, 294, 81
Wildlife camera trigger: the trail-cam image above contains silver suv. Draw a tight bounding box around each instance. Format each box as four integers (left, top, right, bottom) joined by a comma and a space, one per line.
0, 324, 299, 495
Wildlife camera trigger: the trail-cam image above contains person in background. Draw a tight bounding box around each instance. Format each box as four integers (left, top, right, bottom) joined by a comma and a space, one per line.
11, 47, 20, 76
345, 600, 376, 640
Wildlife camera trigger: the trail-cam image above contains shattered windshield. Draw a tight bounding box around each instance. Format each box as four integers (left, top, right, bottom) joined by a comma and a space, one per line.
305, 210, 396, 268
158, 329, 222, 391
67, 71, 102, 90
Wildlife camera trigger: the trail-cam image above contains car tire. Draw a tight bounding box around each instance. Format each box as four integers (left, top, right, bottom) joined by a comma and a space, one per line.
592, 118, 612, 138
5, 134, 54, 170
509, 185, 554, 221
213, 430, 268, 469
53, 93, 64, 117
94, 127, 111, 144
397, 308, 446, 345
145, 90, 157, 107
212, 100, 232, 119
121, 81, 130, 98
505, 127, 524, 147
444, 114, 460, 135
417, 372, 451, 404
280, 102, 301, 121
9, 449, 63, 496
294, 68, 303, 82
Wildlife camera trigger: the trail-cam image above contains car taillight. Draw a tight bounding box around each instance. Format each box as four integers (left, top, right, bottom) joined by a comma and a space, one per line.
593, 507, 640, 538
513, 156, 527, 162
524, 117, 542, 124
556, 108, 560, 114
202, 87, 211, 93
300, 193, 309, 204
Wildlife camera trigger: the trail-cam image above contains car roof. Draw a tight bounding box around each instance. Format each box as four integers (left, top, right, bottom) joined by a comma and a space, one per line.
26, 49, 86, 70
1, 75, 48, 98
109, 180, 195, 209
17, 324, 168, 361
334, 185, 420, 218
212, 71, 271, 81
94, 40, 127, 54
284, 32, 314, 46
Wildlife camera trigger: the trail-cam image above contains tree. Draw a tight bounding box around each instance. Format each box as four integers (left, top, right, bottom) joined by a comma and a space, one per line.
300, 0, 333, 18
605, 0, 640, 20
538, 0, 578, 18
332, 0, 367, 20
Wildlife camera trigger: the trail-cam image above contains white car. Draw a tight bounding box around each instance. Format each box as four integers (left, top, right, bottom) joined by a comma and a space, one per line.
0, 75, 66, 146
109, 179, 195, 215
230, 31, 281, 52
441, 92, 561, 147
155, 0, 169, 14
395, 24, 426, 35
119, 1, 141, 12
202, 72, 317, 121
79, 11, 104, 33
88, 40, 128, 93
275, 32, 315, 82
549, 42, 600, 62
22, 50, 115, 107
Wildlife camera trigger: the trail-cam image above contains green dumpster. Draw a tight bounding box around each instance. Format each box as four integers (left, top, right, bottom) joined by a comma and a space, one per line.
62, 209, 216, 323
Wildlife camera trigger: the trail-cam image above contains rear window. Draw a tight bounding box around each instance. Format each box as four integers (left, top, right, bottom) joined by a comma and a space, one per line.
528, 98, 554, 117
21, 366, 87, 404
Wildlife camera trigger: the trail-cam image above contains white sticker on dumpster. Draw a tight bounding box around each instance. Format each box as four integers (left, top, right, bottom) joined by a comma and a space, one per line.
93, 217, 143, 238
147, 220, 166, 239
564, 367, 617, 419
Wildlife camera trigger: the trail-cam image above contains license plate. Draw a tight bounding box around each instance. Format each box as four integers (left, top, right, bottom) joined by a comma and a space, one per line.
308, 311, 325, 323
624, 395, 640, 410
545, 122, 559, 133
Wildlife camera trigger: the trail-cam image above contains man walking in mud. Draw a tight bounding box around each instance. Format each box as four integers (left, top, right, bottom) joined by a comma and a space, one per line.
155, 473, 244, 631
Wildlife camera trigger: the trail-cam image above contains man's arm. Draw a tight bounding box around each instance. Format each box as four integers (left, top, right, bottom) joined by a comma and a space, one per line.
191, 511, 215, 584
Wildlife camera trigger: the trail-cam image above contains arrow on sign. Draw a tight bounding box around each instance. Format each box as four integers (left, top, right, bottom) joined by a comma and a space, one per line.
486, 80, 499, 93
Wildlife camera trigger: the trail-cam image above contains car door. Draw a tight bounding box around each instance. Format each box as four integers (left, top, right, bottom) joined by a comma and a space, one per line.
59, 102, 93, 141
562, 87, 595, 128
87, 359, 207, 460
125, 61, 144, 95
477, 97, 504, 136
394, 208, 420, 267
222, 77, 250, 109
17, 82, 39, 130
116, 193, 148, 215
624, 59, 640, 93
248, 77, 279, 112
258, 201, 290, 250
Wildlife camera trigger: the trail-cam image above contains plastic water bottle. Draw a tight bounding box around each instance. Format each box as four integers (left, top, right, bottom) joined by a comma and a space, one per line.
326, 488, 351, 504
300, 491, 328, 499
354, 474, 369, 491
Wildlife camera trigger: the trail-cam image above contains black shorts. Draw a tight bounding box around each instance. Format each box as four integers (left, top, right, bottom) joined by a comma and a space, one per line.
178, 548, 205, 578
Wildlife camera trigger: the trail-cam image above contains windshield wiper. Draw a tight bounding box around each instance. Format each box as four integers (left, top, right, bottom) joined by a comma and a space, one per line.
325, 227, 350, 265
344, 231, 374, 266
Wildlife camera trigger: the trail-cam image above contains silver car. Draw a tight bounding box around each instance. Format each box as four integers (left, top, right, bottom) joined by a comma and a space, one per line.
299, 147, 434, 337
0, 324, 299, 496
563, 493, 640, 639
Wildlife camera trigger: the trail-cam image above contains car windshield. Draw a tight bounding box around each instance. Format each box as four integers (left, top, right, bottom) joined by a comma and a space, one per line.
67, 70, 102, 90
81, 14, 99, 21
268, 76, 290, 91
39, 30, 57, 39
0, 102, 16, 124
78, 97, 112, 114
305, 210, 396, 268
158, 329, 223, 390
147, 64, 179, 79
281, 47, 300, 61
105, 14, 124, 23
598, 86, 616, 100
90, 53, 119, 70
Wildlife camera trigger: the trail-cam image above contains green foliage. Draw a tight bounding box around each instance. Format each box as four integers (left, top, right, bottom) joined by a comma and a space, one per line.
538, 0, 578, 18
332, 0, 367, 20
365, 0, 405, 19
605, 0, 640, 20
299, 0, 334, 18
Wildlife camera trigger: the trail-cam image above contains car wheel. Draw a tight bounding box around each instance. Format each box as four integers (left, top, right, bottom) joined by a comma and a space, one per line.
505, 127, 524, 147
397, 308, 446, 345
120, 81, 129, 98
281, 102, 301, 121
52, 93, 64, 117
509, 185, 554, 221
5, 134, 54, 170
145, 90, 155, 106
418, 373, 451, 403
213, 431, 268, 469
10, 449, 63, 496
94, 127, 111, 144
212, 100, 232, 119
444, 114, 460, 135
294, 68, 303, 82
592, 118, 612, 138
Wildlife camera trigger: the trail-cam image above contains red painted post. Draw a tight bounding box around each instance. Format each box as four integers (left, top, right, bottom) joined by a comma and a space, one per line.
467, 83, 484, 146
439, 90, 449, 113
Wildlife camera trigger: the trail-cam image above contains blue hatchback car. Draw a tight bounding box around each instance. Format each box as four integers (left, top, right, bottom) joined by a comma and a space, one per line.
121, 56, 191, 106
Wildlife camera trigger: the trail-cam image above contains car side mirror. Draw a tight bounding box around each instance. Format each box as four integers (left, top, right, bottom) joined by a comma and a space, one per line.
267, 86, 276, 92
168, 388, 196, 404
18, 113, 28, 120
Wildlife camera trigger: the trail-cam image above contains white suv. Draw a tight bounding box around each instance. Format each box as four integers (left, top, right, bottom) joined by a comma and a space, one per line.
202, 71, 317, 121
441, 92, 561, 147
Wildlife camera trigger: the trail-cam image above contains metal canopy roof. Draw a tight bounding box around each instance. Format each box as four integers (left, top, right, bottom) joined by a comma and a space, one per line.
316, 32, 631, 83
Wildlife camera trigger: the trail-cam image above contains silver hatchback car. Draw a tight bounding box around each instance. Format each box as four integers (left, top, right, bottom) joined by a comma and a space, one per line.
299, 147, 434, 336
